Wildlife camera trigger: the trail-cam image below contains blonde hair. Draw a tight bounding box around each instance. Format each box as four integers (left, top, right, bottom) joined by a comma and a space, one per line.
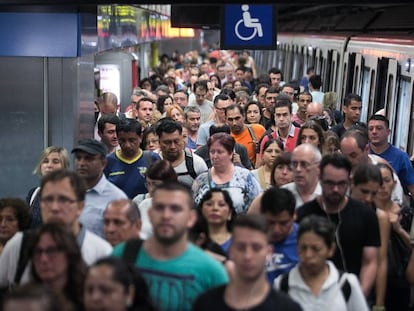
322, 91, 338, 110
33, 146, 70, 176
165, 104, 184, 120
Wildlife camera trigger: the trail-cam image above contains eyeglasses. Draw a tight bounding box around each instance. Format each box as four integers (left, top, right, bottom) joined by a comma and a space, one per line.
33, 246, 64, 259
289, 161, 318, 170
40, 196, 78, 206
322, 180, 349, 189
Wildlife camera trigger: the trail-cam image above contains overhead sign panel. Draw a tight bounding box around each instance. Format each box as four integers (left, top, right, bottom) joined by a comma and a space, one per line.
221, 4, 276, 50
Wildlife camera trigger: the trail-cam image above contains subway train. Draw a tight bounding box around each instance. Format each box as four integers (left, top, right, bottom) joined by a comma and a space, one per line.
251, 32, 414, 156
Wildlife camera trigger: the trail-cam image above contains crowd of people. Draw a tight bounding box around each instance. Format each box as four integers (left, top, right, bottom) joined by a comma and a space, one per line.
1, 48, 414, 311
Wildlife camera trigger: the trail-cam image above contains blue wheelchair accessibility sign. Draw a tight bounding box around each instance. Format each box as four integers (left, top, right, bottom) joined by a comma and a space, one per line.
221, 4, 276, 50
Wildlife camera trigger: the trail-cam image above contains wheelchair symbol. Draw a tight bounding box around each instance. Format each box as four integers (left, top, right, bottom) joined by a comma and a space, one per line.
235, 5, 263, 41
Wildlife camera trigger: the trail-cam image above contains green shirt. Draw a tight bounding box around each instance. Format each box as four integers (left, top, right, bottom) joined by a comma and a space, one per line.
113, 242, 229, 311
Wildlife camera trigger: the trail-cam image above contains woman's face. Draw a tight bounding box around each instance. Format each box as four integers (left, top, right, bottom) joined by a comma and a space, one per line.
0, 207, 19, 243
233, 81, 242, 89
201, 192, 231, 227
40, 152, 63, 176
33, 233, 67, 284
274, 163, 293, 187
209, 141, 233, 168
298, 231, 334, 275
163, 97, 173, 112
84, 264, 133, 311
145, 133, 159, 152
171, 108, 184, 124
323, 110, 332, 126
146, 177, 163, 197
142, 82, 152, 91
351, 181, 381, 208
210, 76, 219, 88
377, 167, 396, 201
262, 142, 282, 168
300, 128, 320, 148
246, 104, 261, 124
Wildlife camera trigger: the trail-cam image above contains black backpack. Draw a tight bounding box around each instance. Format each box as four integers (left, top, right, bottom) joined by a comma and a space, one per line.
176, 148, 197, 180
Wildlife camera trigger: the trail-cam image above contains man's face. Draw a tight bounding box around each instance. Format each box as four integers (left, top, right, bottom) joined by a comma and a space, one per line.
281, 86, 295, 103
99, 103, 117, 115
291, 147, 320, 189
321, 164, 350, 206
264, 92, 277, 112
137, 100, 153, 123
185, 111, 201, 133
104, 202, 140, 246
174, 92, 188, 108
214, 99, 231, 123
206, 81, 215, 101
217, 66, 226, 79
343, 100, 362, 123
40, 178, 83, 227
269, 73, 282, 87
297, 94, 312, 114
368, 120, 390, 147
235, 69, 244, 81
226, 108, 245, 135
195, 87, 207, 105
159, 130, 184, 161
264, 211, 295, 243
98, 123, 118, 149
230, 227, 271, 282
74, 151, 106, 185
117, 131, 141, 159
257, 87, 268, 106
340, 136, 367, 170
149, 189, 195, 245
274, 106, 291, 130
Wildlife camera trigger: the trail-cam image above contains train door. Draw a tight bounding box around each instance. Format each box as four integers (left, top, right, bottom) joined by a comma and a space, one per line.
284, 44, 294, 81
292, 45, 302, 81
394, 76, 411, 151
360, 56, 378, 123
361, 67, 377, 123
380, 59, 399, 144
352, 53, 364, 95
314, 48, 323, 75
332, 50, 341, 94
342, 52, 355, 102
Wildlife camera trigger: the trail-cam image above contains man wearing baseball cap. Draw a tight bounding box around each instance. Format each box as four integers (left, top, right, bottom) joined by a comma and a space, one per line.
72, 138, 127, 237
